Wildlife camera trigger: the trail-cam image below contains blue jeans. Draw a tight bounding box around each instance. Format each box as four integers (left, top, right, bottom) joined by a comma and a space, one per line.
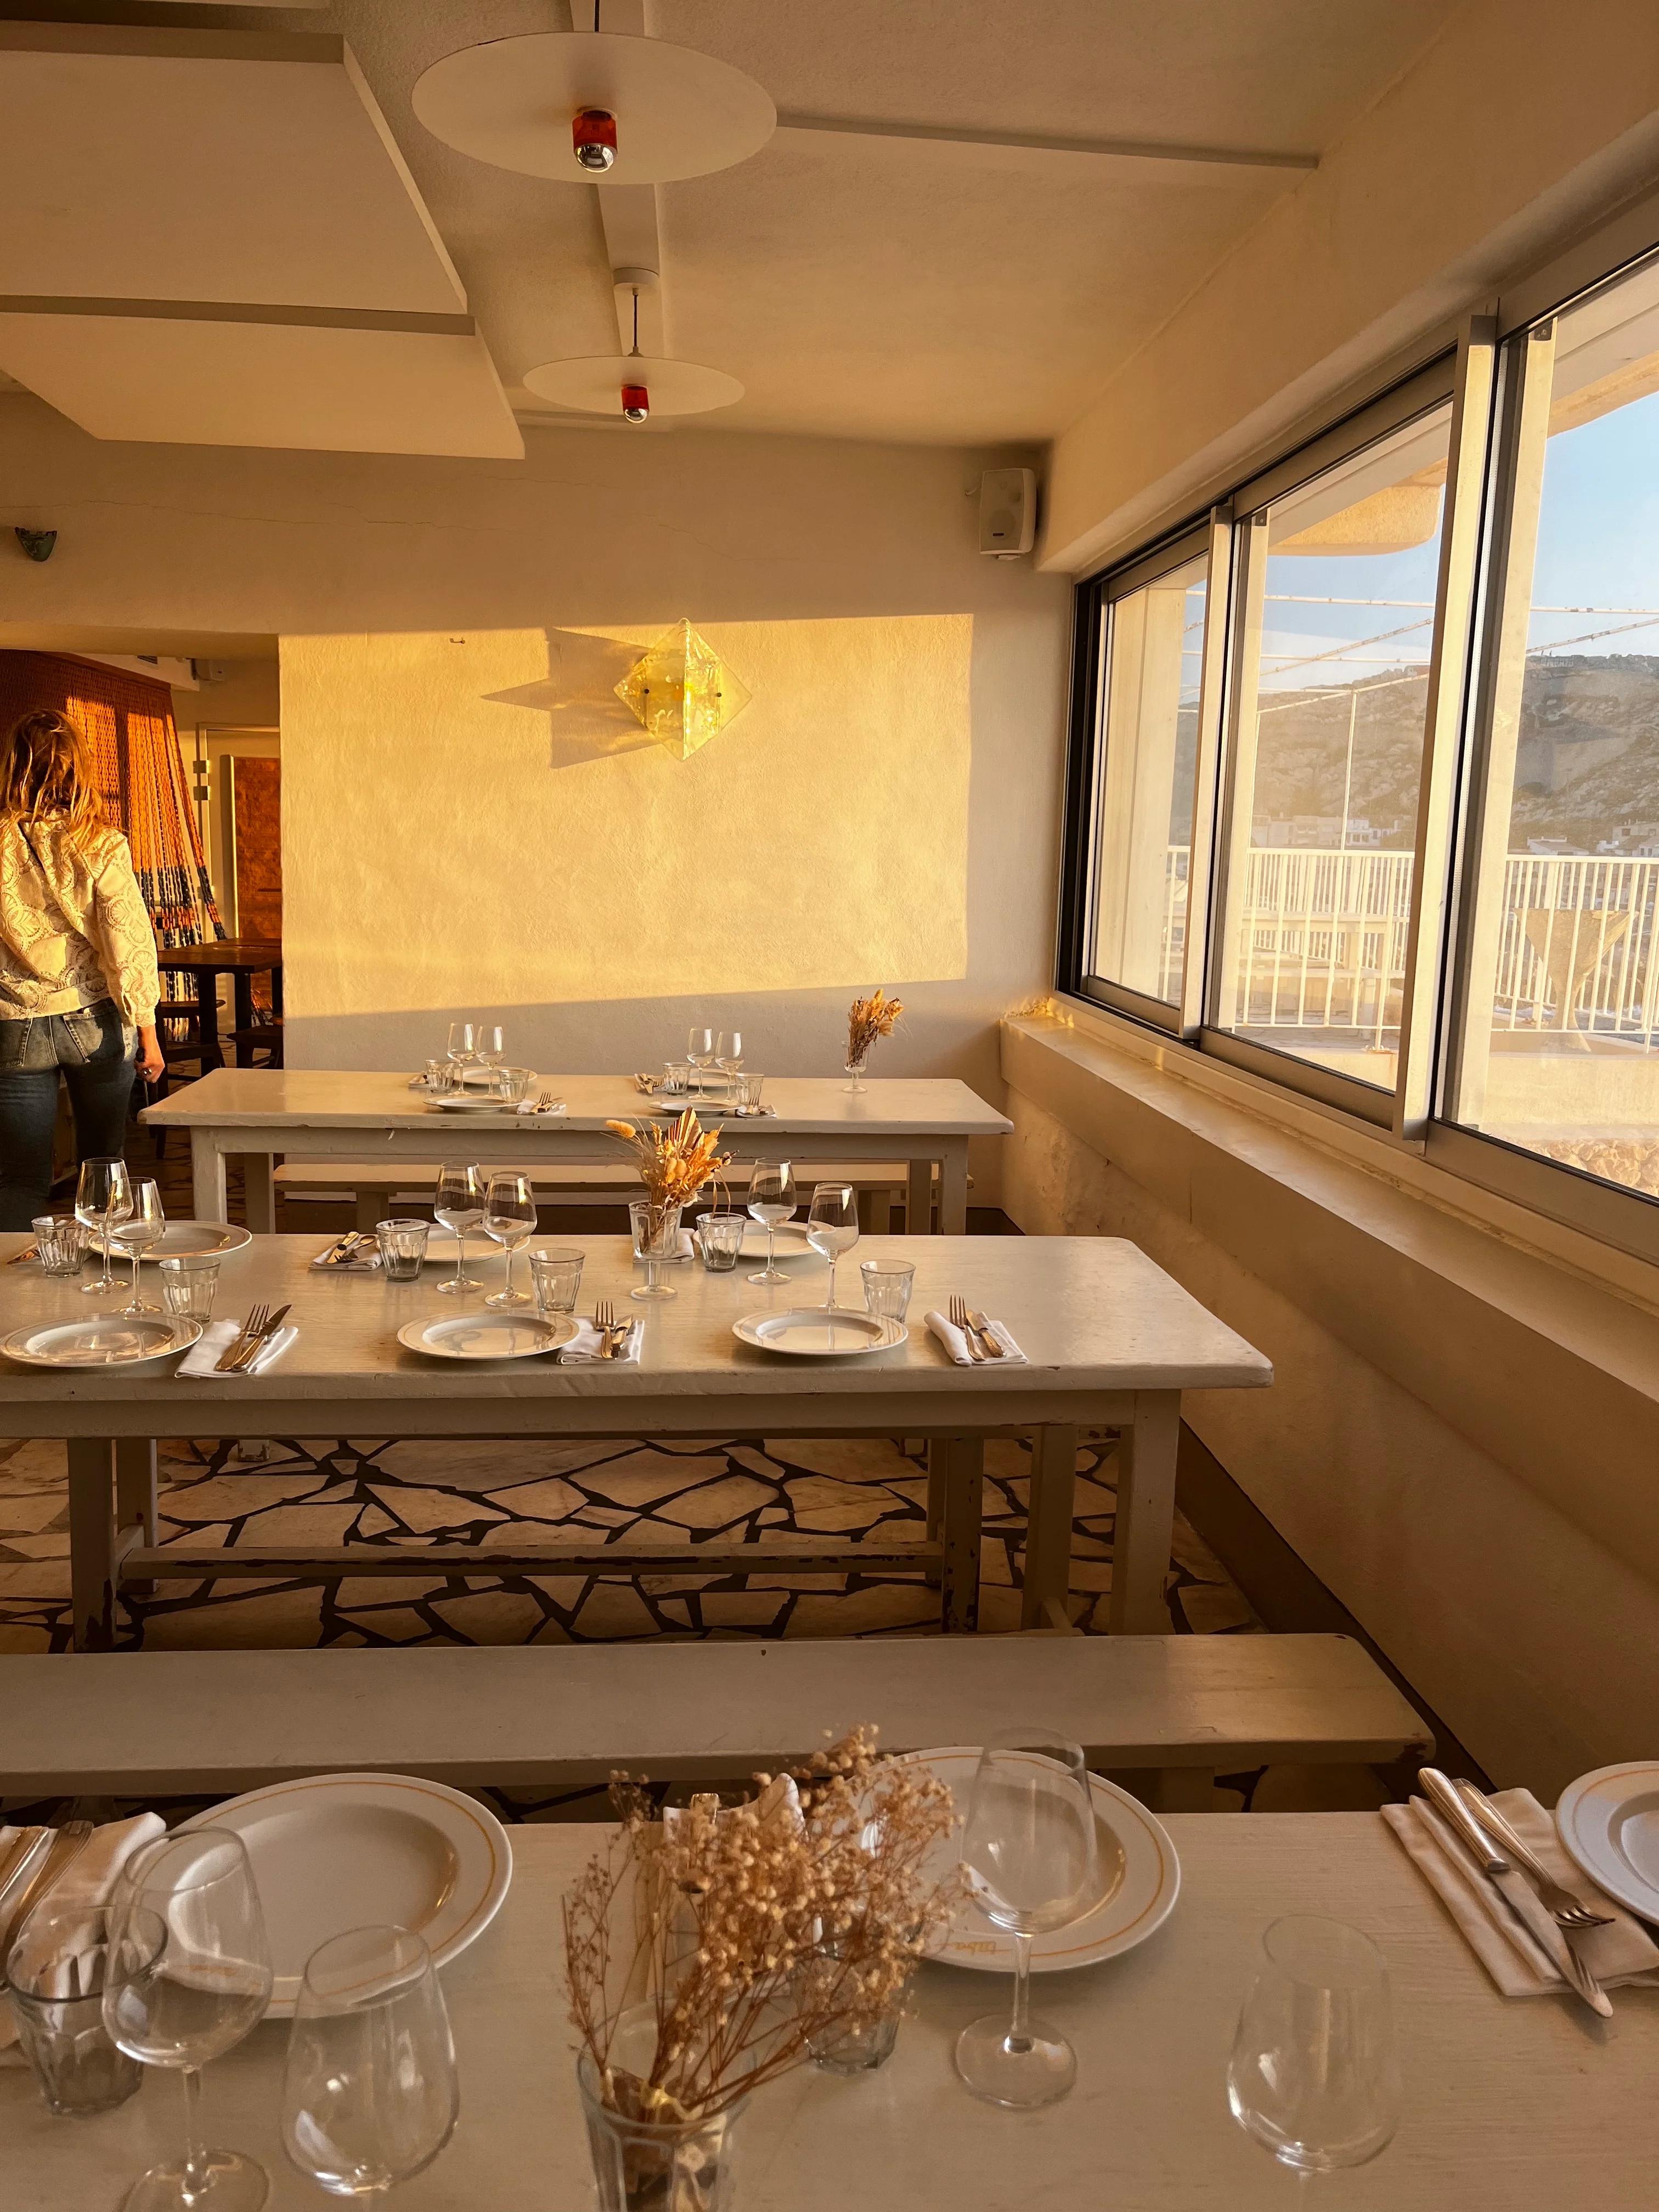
0, 1001, 137, 1230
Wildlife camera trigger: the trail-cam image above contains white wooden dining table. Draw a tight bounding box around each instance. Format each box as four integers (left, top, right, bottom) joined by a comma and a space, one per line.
8, 1811, 1656, 2209
0, 1232, 1269, 1650
140, 1070, 1013, 1234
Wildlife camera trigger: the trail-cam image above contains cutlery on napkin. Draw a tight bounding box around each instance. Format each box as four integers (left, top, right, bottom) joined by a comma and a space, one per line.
559, 1318, 642, 1363
925, 1308, 1027, 1365
1383, 1781, 1659, 2007
179, 1316, 299, 1378
0, 1813, 164, 2052
516, 1095, 567, 1116
313, 1231, 379, 1271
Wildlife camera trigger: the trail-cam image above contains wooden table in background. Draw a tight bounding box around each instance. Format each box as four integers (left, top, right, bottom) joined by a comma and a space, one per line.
159, 939, 283, 1073
142, 1070, 1011, 1235
0, 1232, 1269, 1648
9, 1813, 1656, 2208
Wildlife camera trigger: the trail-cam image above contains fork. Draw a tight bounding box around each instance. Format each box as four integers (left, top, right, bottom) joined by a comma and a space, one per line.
1455, 1779, 1614, 1930
594, 1297, 618, 1359
0, 1819, 93, 1963
949, 1293, 986, 1362
215, 1302, 270, 1374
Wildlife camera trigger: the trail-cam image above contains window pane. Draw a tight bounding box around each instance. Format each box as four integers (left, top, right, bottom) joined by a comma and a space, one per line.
1217, 404, 1453, 1090
1090, 555, 1207, 1005
1449, 256, 1659, 1200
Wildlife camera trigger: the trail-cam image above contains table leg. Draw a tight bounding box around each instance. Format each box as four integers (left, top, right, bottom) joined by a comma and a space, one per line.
938, 1142, 969, 1234
115, 1439, 160, 1597
1021, 1425, 1078, 1629
1107, 1391, 1181, 1635
923, 1441, 946, 1587
232, 968, 255, 1059
936, 1437, 984, 1633
193, 1133, 229, 1223
67, 1438, 116, 1651
905, 1159, 932, 1235
243, 1154, 275, 1234
195, 970, 223, 1072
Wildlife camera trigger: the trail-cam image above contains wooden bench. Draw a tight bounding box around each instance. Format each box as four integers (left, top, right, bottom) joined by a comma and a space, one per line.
0, 1635, 1431, 1812
273, 1159, 934, 1233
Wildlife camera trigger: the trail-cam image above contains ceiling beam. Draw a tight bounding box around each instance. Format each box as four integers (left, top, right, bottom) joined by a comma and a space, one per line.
774, 113, 1319, 173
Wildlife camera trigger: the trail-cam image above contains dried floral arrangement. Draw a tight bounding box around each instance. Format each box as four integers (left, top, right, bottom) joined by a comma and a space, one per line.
605, 1109, 730, 1220
846, 987, 903, 1069
565, 1728, 959, 2125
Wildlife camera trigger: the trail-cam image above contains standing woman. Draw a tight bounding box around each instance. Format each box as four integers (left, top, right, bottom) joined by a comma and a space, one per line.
0, 708, 165, 1229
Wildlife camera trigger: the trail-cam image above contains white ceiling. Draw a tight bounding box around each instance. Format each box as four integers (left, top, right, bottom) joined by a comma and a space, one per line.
2, 0, 1461, 449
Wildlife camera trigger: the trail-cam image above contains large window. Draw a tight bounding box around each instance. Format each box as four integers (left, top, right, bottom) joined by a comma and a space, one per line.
1057, 227, 1659, 1259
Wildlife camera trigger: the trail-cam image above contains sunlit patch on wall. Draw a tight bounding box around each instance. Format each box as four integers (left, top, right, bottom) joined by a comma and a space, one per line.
279, 614, 971, 1011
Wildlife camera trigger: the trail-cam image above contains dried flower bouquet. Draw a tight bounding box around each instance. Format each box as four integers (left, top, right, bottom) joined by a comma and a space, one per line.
565, 1729, 958, 2125
606, 1109, 730, 1229
846, 987, 903, 1070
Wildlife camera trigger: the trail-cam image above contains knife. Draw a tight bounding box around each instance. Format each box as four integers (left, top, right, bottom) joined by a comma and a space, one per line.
229, 1304, 291, 1373
0, 1828, 51, 1932
1419, 1768, 1611, 2016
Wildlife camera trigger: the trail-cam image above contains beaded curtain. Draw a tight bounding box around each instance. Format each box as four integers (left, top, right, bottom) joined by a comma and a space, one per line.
0, 650, 223, 947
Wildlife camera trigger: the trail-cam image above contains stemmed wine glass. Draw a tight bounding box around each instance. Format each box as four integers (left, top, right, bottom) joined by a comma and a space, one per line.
746, 1162, 796, 1284
1227, 1917, 1400, 2172
433, 1163, 486, 1296
76, 1157, 133, 1297
805, 1183, 859, 1311
482, 1171, 537, 1309
103, 1828, 275, 2210
281, 1926, 459, 2199
686, 1027, 715, 1094
113, 1177, 166, 1315
955, 1729, 1098, 2109
714, 1031, 743, 1102
472, 1024, 505, 1074
445, 1023, 476, 1080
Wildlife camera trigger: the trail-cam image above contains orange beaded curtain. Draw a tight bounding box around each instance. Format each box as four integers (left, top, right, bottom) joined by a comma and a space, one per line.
0, 650, 223, 948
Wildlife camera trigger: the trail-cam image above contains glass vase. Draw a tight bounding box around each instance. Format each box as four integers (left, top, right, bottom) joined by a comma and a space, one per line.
843, 1059, 867, 1094
629, 1201, 683, 1302
577, 2049, 745, 2212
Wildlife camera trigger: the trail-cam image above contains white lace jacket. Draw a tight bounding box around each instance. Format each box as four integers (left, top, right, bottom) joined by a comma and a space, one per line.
0, 815, 161, 1026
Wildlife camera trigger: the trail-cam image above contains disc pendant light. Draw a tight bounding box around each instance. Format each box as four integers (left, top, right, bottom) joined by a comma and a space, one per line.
523, 281, 743, 424
412, 24, 775, 185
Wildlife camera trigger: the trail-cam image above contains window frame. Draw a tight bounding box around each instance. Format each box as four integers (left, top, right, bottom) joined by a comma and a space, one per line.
1054, 197, 1659, 1267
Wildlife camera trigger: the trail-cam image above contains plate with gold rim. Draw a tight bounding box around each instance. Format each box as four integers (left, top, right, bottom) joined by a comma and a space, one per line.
1, 1313, 202, 1369
732, 1307, 905, 1357
895, 1747, 1180, 1973
397, 1311, 577, 1361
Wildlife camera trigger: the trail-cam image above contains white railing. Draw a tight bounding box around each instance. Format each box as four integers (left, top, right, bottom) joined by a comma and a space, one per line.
1156, 847, 1659, 1043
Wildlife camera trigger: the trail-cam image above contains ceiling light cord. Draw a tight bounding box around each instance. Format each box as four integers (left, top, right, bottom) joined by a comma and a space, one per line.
630, 287, 641, 359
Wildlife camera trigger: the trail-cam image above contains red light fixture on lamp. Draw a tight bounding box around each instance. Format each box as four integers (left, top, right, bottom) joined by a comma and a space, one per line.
620, 383, 650, 424
572, 107, 617, 171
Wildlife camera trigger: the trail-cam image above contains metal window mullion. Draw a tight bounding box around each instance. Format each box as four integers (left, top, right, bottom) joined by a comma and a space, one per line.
1208, 512, 1268, 1030
1177, 504, 1233, 1037
1393, 314, 1499, 1139
1441, 318, 1558, 1129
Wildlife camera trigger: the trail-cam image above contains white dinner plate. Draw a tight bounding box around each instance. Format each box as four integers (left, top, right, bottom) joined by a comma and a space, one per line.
1555, 1762, 1659, 1923
1, 1313, 202, 1369
432, 1093, 515, 1114
397, 1311, 578, 1361
732, 1306, 906, 1357
735, 1222, 818, 1261
896, 1747, 1180, 1973
179, 1773, 512, 2015
129, 1222, 252, 1262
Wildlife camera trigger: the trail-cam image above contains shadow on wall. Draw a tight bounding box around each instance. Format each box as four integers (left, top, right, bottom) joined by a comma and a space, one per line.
279, 615, 974, 1016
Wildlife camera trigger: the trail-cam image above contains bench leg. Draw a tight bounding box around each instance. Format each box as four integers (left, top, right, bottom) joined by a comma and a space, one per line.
115, 1438, 159, 1598
354, 1186, 390, 1232
1021, 1425, 1078, 1629
243, 1154, 275, 1234
192, 1133, 229, 1223
905, 1159, 932, 1235
1141, 1768, 1217, 1813
923, 1441, 946, 1586
936, 1437, 984, 1633
68, 1438, 117, 1651
938, 1142, 969, 1234
1107, 1391, 1181, 1635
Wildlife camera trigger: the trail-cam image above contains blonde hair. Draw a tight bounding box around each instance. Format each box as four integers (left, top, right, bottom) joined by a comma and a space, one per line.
1, 708, 106, 837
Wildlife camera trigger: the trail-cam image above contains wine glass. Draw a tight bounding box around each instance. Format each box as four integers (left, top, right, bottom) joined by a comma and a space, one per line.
444, 1022, 475, 1077
746, 1161, 796, 1284
1228, 1917, 1400, 2172
714, 1031, 743, 1102
472, 1024, 505, 1073
76, 1157, 133, 1297
281, 1926, 459, 2199
686, 1027, 715, 1093
955, 1730, 1098, 2109
433, 1163, 486, 1296
103, 1828, 274, 2211
482, 1172, 537, 1309
805, 1183, 859, 1311
113, 1177, 166, 1316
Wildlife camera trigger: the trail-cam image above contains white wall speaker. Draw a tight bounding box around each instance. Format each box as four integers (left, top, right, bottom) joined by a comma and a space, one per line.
979, 466, 1037, 557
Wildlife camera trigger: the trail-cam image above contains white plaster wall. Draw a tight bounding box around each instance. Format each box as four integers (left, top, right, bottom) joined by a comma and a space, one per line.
1, 400, 1069, 1195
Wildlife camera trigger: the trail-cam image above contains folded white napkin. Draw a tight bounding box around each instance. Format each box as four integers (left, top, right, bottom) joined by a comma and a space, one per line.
309, 1240, 381, 1273
0, 1812, 165, 2053
924, 1310, 1028, 1365
558, 1317, 642, 1364
1383, 1788, 1659, 1999
177, 1317, 298, 1378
